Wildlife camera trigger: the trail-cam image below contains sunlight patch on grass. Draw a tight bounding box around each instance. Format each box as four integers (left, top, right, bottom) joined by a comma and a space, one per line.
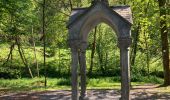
156, 86, 170, 93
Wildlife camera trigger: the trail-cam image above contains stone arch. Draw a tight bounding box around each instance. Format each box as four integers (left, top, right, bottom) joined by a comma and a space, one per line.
80, 12, 119, 42
67, 1, 133, 100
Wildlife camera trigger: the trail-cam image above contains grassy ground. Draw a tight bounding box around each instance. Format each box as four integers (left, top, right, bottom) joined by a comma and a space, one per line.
0, 76, 167, 95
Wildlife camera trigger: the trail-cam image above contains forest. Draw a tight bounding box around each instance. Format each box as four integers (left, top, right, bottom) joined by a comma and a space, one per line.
0, 0, 170, 99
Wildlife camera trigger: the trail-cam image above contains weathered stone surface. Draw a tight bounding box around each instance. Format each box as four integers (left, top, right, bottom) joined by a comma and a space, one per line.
67, 1, 133, 100
118, 37, 132, 48
67, 6, 132, 28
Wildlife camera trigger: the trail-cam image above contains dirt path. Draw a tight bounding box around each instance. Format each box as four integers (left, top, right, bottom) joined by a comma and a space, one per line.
0, 85, 170, 100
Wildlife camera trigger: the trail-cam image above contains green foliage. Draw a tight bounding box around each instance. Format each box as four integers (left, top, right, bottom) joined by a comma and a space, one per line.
0, 0, 169, 86
0, 0, 35, 36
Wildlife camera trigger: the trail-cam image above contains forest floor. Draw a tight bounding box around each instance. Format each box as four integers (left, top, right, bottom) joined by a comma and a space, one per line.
0, 84, 170, 100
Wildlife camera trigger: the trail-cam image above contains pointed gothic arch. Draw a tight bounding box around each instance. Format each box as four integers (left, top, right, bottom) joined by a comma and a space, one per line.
67, 1, 133, 100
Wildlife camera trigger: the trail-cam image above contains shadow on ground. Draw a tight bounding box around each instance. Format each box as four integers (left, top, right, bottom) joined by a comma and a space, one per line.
0, 89, 170, 100
131, 91, 170, 100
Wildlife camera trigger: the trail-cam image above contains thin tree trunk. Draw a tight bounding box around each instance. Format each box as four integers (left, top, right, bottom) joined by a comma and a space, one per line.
97, 45, 105, 75
144, 30, 150, 76
69, 0, 73, 10
3, 43, 15, 66
58, 48, 61, 75
104, 52, 108, 70
16, 37, 33, 78
89, 27, 97, 76
158, 0, 170, 86
143, 0, 151, 76
131, 25, 140, 66
10, 46, 13, 65
31, 25, 39, 77
43, 0, 47, 87
20, 43, 34, 78
96, 27, 105, 75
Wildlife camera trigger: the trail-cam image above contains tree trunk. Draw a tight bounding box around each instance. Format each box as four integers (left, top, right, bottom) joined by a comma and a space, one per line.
96, 27, 105, 75
58, 48, 61, 75
10, 45, 13, 65
144, 30, 150, 76
3, 43, 15, 66
31, 25, 39, 77
98, 49, 105, 75
16, 37, 33, 78
104, 52, 108, 70
158, 0, 170, 86
69, 0, 73, 10
43, 0, 47, 87
89, 27, 97, 76
131, 25, 140, 66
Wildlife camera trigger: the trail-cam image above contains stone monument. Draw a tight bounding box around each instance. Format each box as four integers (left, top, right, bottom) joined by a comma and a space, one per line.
67, 0, 133, 100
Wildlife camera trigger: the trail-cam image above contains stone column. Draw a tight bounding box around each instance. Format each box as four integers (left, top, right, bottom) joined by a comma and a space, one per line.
69, 40, 79, 100
79, 42, 88, 100
118, 37, 131, 100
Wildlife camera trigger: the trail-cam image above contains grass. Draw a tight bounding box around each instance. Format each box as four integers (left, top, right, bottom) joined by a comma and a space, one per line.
156, 86, 170, 93
0, 78, 69, 92
0, 76, 166, 95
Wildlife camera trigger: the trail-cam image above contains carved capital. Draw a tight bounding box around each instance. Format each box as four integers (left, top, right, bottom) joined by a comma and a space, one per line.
68, 39, 80, 52
68, 40, 88, 53
118, 37, 132, 49
79, 41, 88, 53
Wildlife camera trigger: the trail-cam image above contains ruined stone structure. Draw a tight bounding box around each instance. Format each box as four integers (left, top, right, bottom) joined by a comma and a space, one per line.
67, 1, 133, 100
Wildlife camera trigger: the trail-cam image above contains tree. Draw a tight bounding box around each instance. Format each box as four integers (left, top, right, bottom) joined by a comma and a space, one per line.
158, 0, 170, 85
42, 0, 47, 87
89, 27, 97, 76
0, 0, 34, 78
